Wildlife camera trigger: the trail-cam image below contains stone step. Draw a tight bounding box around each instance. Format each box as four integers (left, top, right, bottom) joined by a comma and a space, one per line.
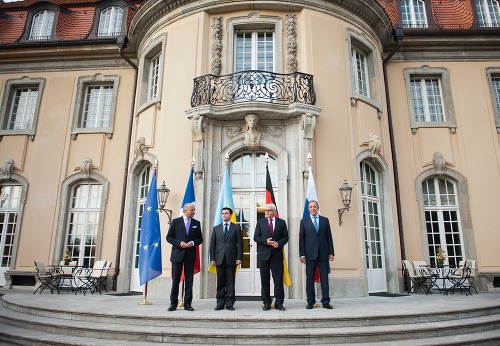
1, 302, 500, 344
3, 294, 500, 329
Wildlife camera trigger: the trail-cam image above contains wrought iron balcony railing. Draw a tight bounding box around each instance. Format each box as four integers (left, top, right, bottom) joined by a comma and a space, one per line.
190, 70, 316, 107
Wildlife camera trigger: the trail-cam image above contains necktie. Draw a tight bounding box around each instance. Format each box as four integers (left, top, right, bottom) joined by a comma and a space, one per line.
224, 223, 229, 240
269, 218, 274, 235
185, 218, 190, 235
314, 216, 319, 232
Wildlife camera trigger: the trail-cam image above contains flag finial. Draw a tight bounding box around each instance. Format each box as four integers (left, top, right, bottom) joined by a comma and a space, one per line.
191, 156, 195, 167
307, 152, 312, 166
225, 153, 229, 166
265, 152, 269, 165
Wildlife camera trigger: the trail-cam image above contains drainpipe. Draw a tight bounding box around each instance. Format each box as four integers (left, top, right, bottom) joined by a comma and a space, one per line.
113, 36, 138, 290
382, 28, 406, 289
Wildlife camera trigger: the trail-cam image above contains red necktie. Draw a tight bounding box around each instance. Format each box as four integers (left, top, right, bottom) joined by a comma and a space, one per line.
269, 218, 274, 235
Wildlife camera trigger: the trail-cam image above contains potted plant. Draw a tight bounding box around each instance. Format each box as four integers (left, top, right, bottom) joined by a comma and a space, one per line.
436, 247, 446, 267
64, 248, 72, 265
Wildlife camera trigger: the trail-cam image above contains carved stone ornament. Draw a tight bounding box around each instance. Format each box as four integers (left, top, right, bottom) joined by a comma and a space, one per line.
134, 137, 147, 160
78, 157, 93, 179
433, 152, 446, 175
285, 14, 298, 73
211, 16, 223, 75
301, 113, 316, 140
0, 158, 14, 180
368, 132, 382, 159
244, 114, 262, 150
191, 115, 205, 142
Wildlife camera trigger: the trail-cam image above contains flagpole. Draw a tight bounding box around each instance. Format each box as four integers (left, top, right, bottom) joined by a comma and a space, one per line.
139, 282, 152, 305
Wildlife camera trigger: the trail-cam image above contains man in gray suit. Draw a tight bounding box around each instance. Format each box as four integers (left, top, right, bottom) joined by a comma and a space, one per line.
210, 207, 243, 310
299, 200, 335, 309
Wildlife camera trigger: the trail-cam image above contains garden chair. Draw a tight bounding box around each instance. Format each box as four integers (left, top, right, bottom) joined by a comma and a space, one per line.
33, 260, 61, 294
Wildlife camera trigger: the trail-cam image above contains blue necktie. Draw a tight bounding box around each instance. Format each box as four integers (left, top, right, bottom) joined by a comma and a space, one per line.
314, 216, 318, 232
224, 223, 229, 240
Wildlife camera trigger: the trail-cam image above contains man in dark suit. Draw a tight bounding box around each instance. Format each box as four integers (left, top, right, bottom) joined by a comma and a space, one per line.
209, 207, 243, 311
299, 200, 335, 309
166, 203, 203, 311
254, 203, 289, 311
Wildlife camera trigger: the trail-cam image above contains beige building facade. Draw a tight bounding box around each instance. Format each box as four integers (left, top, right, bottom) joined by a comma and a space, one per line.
0, 0, 499, 298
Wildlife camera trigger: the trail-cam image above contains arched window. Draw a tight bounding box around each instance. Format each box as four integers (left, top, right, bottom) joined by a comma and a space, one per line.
29, 10, 55, 40
64, 182, 103, 267
0, 184, 21, 274
130, 165, 151, 291
422, 177, 464, 267
400, 0, 427, 28
98, 6, 124, 37
476, 0, 500, 27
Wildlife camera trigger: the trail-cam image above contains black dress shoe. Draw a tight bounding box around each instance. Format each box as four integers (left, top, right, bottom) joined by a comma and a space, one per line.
226, 305, 235, 311
263, 304, 271, 311
167, 305, 177, 311
214, 305, 224, 310
322, 303, 333, 309
306, 304, 314, 309
275, 305, 286, 311
184, 306, 194, 311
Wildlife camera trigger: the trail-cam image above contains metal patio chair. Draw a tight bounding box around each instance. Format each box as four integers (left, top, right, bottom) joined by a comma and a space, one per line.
447, 262, 472, 296
465, 259, 478, 293
402, 260, 432, 294
33, 260, 61, 294
76, 260, 107, 295
412, 260, 441, 292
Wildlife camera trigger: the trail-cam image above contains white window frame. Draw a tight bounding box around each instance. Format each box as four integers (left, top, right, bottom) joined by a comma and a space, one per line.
0, 184, 22, 269
234, 31, 275, 73
0, 77, 45, 140
410, 78, 446, 123
64, 183, 103, 268
404, 67, 456, 133
476, 0, 500, 27
422, 177, 465, 267
97, 6, 124, 37
352, 47, 370, 98
226, 13, 283, 74
400, 0, 428, 28
347, 30, 382, 112
81, 85, 113, 129
138, 34, 166, 112
486, 67, 500, 132
71, 74, 120, 139
29, 10, 55, 40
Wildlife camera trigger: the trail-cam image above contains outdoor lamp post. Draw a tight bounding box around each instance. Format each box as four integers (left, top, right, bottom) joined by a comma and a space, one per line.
338, 180, 352, 226
157, 181, 173, 224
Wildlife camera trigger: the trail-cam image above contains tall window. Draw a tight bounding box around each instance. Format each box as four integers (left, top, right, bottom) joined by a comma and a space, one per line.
0, 184, 21, 269
147, 54, 160, 100
97, 6, 124, 36
493, 78, 500, 115
352, 47, 370, 98
360, 162, 383, 271
401, 0, 427, 28
476, 0, 500, 27
234, 31, 274, 72
423, 177, 464, 267
81, 85, 113, 128
29, 10, 55, 40
134, 166, 151, 272
4, 87, 39, 130
410, 78, 445, 122
65, 183, 103, 267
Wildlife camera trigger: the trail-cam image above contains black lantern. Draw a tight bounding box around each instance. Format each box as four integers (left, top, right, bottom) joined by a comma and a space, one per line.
157, 181, 172, 224
338, 180, 352, 226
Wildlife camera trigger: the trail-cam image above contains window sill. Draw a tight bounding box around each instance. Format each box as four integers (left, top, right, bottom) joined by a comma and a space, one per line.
410, 122, 457, 135
350, 95, 382, 118
0, 130, 36, 141
71, 128, 113, 140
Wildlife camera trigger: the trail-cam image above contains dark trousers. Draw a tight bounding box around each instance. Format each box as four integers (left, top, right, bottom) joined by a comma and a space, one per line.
305, 257, 330, 305
259, 258, 284, 305
170, 260, 195, 307
216, 257, 236, 307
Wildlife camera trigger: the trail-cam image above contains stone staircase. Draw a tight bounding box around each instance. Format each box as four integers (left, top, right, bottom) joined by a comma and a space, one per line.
1, 292, 500, 345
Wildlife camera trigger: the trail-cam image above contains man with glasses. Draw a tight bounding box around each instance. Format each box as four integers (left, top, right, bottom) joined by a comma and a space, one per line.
254, 203, 289, 311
